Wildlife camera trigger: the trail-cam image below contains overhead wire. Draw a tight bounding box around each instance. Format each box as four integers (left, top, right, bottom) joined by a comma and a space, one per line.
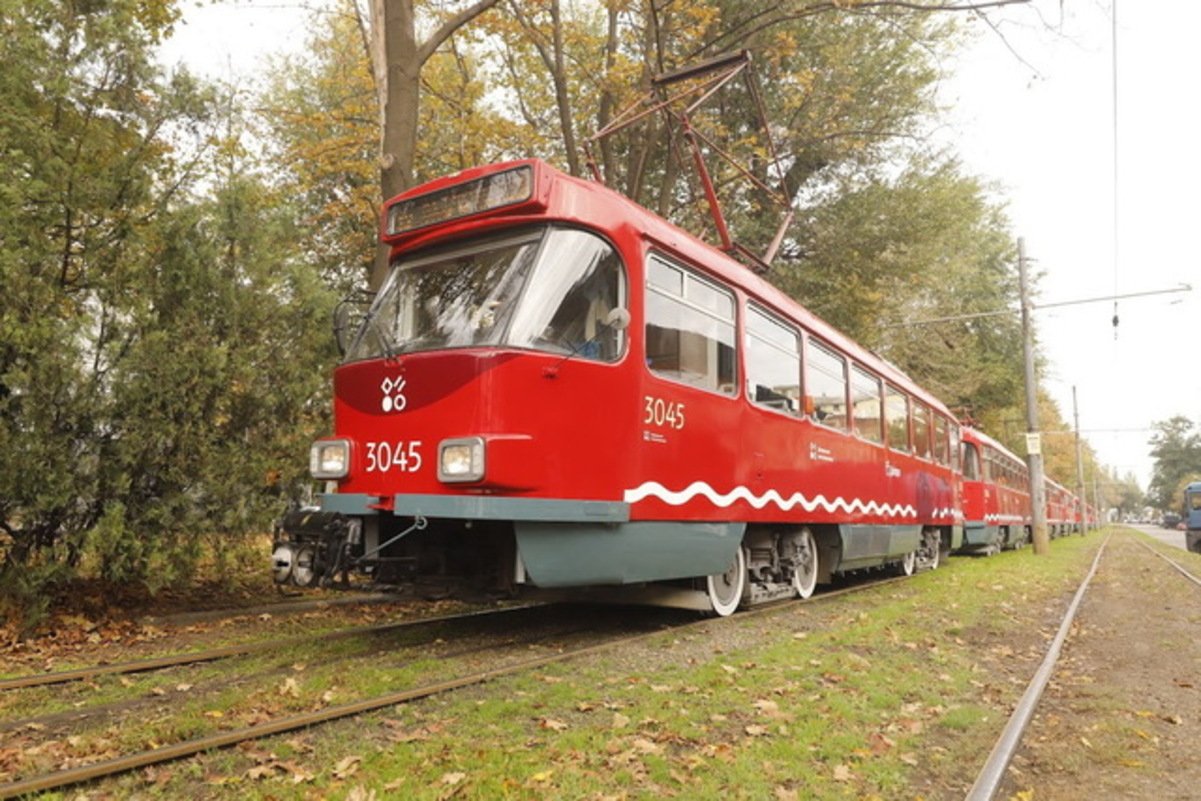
1111, 0, 1120, 339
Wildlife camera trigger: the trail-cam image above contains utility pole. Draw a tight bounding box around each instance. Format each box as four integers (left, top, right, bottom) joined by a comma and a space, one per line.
1072, 386, 1088, 533
1019, 238, 1050, 554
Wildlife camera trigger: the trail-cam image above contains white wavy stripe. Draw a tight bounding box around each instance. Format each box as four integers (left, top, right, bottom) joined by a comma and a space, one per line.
623, 480, 962, 520
983, 513, 1025, 524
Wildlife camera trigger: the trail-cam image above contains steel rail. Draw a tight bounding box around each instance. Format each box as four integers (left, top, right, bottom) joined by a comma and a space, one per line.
138, 591, 398, 627
965, 535, 1111, 801
0, 571, 914, 798
0, 604, 542, 692
1135, 539, 1201, 589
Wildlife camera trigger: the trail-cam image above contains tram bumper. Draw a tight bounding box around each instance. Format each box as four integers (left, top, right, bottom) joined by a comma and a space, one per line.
272, 508, 361, 587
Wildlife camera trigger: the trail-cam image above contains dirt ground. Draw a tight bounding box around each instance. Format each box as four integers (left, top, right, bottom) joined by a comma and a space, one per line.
998, 529, 1201, 800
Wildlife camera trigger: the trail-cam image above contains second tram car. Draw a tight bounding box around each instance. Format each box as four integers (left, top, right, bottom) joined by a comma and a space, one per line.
958, 427, 1031, 554
272, 159, 966, 615
1044, 478, 1078, 537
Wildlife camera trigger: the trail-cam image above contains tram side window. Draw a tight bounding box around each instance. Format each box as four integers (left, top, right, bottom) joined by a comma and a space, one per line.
746, 305, 801, 416
885, 385, 910, 453
913, 403, 933, 459
962, 441, 980, 480
995, 455, 1008, 488
850, 366, 883, 444
934, 415, 950, 465
645, 257, 737, 395
806, 339, 847, 429
950, 424, 961, 471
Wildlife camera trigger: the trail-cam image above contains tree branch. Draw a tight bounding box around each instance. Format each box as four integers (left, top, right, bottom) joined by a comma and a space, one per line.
417, 0, 502, 66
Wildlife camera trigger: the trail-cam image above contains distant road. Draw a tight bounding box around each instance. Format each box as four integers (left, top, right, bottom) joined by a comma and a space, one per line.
1127, 523, 1189, 551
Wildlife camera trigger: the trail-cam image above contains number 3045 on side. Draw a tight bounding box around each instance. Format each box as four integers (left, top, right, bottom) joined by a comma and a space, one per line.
643, 396, 685, 430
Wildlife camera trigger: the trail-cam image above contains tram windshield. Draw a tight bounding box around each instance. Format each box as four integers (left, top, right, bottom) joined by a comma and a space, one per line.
346, 226, 626, 363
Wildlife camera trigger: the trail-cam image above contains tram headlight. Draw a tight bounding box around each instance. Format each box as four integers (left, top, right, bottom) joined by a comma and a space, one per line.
438, 437, 485, 482
310, 439, 350, 480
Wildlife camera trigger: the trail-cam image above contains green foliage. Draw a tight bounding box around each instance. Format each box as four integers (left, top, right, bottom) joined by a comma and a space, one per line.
1147, 416, 1201, 511
775, 161, 1023, 413
260, 3, 380, 294
0, 0, 337, 617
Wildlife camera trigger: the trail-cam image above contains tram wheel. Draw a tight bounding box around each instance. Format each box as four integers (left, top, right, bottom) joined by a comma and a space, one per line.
789, 527, 819, 599
706, 546, 747, 617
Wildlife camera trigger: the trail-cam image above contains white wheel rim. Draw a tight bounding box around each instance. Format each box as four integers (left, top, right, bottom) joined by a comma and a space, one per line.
791, 528, 819, 599
292, 547, 316, 587
706, 547, 746, 616
901, 550, 916, 576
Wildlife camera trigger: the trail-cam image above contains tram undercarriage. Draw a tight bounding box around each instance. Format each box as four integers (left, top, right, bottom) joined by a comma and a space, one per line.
273, 510, 947, 616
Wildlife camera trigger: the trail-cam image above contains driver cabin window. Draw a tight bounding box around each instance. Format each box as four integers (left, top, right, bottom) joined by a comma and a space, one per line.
506, 227, 627, 361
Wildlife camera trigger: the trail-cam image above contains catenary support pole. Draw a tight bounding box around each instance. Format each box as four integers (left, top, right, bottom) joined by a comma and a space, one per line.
1073, 386, 1088, 533
1019, 238, 1050, 554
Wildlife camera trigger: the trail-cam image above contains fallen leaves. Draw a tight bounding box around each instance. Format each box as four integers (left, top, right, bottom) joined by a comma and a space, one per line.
332, 754, 362, 780
440, 771, 465, 785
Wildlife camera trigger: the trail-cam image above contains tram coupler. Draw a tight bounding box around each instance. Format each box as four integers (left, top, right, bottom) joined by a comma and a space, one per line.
272, 508, 361, 588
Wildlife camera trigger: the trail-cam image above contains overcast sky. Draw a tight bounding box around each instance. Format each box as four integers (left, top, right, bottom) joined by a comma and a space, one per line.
160, 0, 1199, 492
942, 1, 1201, 490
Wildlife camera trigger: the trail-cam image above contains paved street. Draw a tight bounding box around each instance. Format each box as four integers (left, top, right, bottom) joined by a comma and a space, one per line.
1129, 523, 1190, 551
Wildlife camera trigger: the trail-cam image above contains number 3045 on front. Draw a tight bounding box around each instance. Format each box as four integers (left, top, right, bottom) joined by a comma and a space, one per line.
365, 441, 423, 473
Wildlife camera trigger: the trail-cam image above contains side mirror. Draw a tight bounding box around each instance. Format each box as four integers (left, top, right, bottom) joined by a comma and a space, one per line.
333, 292, 375, 357
604, 307, 631, 331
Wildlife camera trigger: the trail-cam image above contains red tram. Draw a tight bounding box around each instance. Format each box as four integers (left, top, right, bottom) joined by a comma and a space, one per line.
272, 159, 967, 615
1044, 478, 1078, 537
958, 427, 1031, 553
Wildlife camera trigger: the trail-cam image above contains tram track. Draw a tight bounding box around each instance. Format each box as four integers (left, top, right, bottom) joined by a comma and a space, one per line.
0, 609, 577, 737
964, 533, 1112, 800
0, 603, 542, 693
0, 572, 910, 798
978, 530, 1201, 800
137, 590, 401, 627
0, 603, 571, 741
1135, 538, 1201, 589
965, 530, 1201, 800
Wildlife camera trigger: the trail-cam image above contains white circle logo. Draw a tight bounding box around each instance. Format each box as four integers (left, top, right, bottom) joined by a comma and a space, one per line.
380, 376, 407, 413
